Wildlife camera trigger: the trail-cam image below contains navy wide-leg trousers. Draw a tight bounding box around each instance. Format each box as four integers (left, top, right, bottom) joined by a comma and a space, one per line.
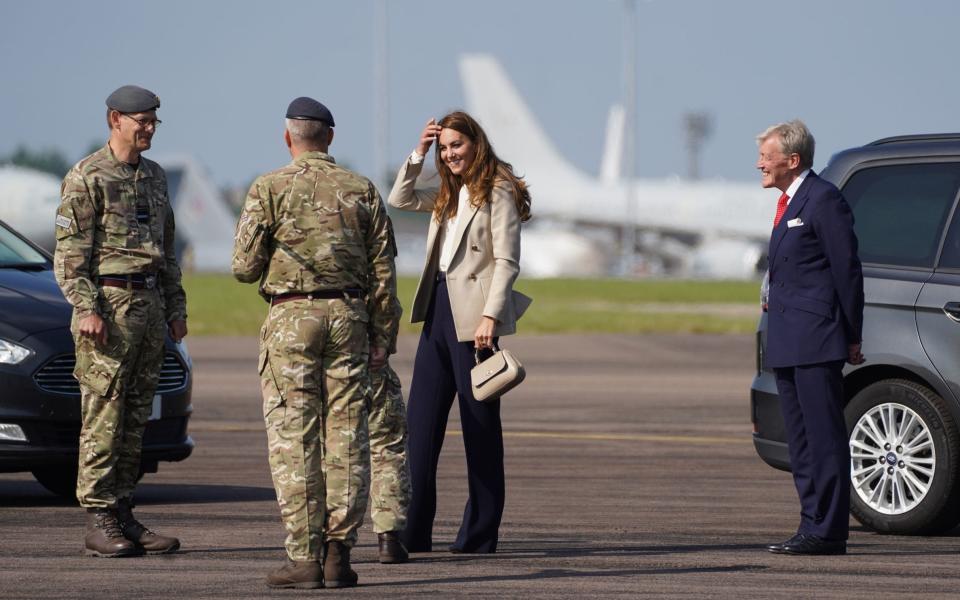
400, 277, 505, 553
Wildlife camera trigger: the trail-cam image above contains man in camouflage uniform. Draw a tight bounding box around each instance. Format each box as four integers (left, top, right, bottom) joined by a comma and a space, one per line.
54, 85, 186, 558
367, 296, 411, 564
232, 97, 398, 589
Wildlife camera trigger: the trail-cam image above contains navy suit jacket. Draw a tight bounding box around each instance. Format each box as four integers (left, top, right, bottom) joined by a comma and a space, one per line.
765, 172, 864, 368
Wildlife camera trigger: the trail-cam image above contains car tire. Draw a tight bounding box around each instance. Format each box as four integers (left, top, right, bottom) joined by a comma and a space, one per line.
846, 379, 960, 534
31, 466, 79, 500
31, 465, 147, 500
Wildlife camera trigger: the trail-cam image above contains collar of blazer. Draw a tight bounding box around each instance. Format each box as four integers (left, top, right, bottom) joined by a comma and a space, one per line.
768, 171, 817, 263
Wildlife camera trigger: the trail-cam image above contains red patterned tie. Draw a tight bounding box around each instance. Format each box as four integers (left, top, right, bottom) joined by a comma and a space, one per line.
773, 193, 789, 228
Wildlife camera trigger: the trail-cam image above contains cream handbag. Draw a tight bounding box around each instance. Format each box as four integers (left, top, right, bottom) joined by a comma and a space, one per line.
470, 344, 526, 402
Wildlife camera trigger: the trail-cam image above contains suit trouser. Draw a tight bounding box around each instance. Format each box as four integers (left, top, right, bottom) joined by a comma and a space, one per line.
774, 360, 850, 540
401, 277, 505, 553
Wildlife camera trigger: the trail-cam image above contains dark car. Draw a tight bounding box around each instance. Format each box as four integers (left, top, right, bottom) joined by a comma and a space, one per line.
752, 134, 960, 535
0, 219, 193, 498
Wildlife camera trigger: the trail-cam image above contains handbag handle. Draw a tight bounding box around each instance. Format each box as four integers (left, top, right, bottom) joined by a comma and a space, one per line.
474, 340, 502, 365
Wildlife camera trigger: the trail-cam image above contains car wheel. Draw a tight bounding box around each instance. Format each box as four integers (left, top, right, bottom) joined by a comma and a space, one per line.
846, 379, 960, 534
31, 465, 147, 500
31, 466, 79, 500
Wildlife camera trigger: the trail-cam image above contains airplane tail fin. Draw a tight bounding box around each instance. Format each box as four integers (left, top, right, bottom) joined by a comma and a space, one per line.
458, 54, 586, 186
599, 104, 625, 183
157, 155, 237, 271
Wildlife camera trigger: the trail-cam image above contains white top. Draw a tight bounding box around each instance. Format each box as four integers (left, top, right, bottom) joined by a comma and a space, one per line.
784, 169, 811, 204
438, 185, 471, 273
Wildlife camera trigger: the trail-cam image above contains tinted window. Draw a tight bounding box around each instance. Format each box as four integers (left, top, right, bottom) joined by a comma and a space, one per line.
842, 163, 960, 268
937, 201, 960, 269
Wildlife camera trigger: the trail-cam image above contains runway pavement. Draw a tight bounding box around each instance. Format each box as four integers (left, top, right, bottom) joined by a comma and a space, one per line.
2, 334, 960, 598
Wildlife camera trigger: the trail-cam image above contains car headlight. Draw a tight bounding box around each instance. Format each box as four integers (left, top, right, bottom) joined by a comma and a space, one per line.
176, 339, 192, 369
0, 339, 31, 365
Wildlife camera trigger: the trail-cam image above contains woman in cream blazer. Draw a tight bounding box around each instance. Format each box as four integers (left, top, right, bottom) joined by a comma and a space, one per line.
388, 111, 531, 554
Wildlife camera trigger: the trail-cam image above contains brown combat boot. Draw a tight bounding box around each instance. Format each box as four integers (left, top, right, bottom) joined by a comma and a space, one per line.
378, 531, 409, 564
116, 498, 180, 554
323, 541, 359, 588
266, 559, 324, 589
84, 508, 141, 558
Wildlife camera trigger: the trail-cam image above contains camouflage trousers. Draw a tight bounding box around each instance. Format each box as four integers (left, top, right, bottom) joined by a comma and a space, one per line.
73, 286, 165, 508
259, 298, 371, 562
368, 362, 410, 534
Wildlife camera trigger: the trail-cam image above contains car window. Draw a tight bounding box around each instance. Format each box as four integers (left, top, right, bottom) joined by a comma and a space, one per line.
936, 202, 960, 270
0, 222, 47, 266
842, 163, 960, 268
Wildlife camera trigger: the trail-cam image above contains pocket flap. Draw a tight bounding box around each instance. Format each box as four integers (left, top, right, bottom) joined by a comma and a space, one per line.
75, 351, 122, 397
786, 294, 833, 318
471, 352, 508, 387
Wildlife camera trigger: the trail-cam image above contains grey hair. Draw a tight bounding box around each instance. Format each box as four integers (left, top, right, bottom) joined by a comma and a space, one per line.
285, 118, 330, 147
756, 119, 815, 170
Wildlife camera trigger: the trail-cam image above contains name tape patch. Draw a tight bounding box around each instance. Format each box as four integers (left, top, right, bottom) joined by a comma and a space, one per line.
55, 214, 73, 229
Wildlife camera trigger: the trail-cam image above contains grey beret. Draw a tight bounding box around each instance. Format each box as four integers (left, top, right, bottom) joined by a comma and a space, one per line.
286, 96, 334, 126
106, 85, 161, 113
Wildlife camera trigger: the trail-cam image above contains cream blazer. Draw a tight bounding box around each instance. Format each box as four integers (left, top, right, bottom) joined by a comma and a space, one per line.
388, 156, 532, 342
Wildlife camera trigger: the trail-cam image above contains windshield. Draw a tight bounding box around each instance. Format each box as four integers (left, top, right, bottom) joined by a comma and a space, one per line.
0, 222, 48, 267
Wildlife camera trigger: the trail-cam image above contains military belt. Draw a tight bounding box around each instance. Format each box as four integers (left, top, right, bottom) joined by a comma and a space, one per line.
271, 289, 363, 306
99, 273, 158, 290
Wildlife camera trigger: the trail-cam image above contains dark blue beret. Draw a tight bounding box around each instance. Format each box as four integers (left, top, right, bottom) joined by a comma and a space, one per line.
106, 85, 160, 113
286, 96, 334, 126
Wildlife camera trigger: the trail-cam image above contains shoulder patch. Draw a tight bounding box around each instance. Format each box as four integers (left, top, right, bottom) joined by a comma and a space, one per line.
55, 214, 73, 229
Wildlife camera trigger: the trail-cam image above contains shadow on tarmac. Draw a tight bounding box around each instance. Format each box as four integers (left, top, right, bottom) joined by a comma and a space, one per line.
358, 564, 768, 588
0, 480, 275, 507
407, 541, 765, 563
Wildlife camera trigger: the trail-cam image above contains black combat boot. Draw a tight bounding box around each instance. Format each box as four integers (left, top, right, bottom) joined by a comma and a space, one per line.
84, 508, 141, 557
378, 531, 409, 564
266, 559, 324, 589
116, 498, 180, 554
323, 541, 359, 588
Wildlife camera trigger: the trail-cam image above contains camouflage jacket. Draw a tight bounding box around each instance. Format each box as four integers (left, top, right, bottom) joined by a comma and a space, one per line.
53, 144, 187, 321
232, 151, 399, 350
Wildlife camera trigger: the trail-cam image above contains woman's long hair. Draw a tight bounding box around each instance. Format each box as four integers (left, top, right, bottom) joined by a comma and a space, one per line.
432, 111, 532, 224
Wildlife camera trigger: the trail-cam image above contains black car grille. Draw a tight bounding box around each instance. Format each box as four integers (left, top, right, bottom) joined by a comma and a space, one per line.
24, 417, 188, 447
33, 351, 188, 396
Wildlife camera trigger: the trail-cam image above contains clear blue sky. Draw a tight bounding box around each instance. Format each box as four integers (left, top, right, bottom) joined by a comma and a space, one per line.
2, 0, 957, 189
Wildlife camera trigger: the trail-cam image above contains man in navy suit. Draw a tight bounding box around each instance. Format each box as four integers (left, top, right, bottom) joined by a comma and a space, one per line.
757, 120, 864, 556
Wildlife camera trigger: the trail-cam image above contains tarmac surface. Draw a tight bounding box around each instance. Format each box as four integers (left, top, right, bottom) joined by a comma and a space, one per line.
2, 334, 960, 598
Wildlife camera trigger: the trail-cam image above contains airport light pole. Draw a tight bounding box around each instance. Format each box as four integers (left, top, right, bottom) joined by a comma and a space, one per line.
684, 111, 713, 181
374, 0, 389, 189
620, 0, 638, 277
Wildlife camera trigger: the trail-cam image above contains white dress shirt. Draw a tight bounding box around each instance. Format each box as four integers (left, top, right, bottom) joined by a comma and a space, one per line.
438, 185, 470, 273
784, 169, 811, 205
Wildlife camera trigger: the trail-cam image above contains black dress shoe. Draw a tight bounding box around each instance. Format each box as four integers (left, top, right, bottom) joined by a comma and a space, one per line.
766, 533, 804, 554
780, 534, 846, 556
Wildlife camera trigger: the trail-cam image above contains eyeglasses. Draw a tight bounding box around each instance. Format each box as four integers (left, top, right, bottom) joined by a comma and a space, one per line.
122, 113, 162, 129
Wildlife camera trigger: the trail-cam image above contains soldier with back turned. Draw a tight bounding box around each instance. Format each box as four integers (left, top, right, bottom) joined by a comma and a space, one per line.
54, 85, 187, 557
232, 97, 399, 589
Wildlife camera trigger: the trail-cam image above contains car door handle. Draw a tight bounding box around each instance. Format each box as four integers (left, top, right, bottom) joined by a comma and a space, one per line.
944, 302, 960, 323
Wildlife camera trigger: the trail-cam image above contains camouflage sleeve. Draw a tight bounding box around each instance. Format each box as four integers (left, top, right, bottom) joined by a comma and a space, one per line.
365, 183, 400, 350
53, 169, 98, 317
232, 177, 271, 284
160, 186, 187, 321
